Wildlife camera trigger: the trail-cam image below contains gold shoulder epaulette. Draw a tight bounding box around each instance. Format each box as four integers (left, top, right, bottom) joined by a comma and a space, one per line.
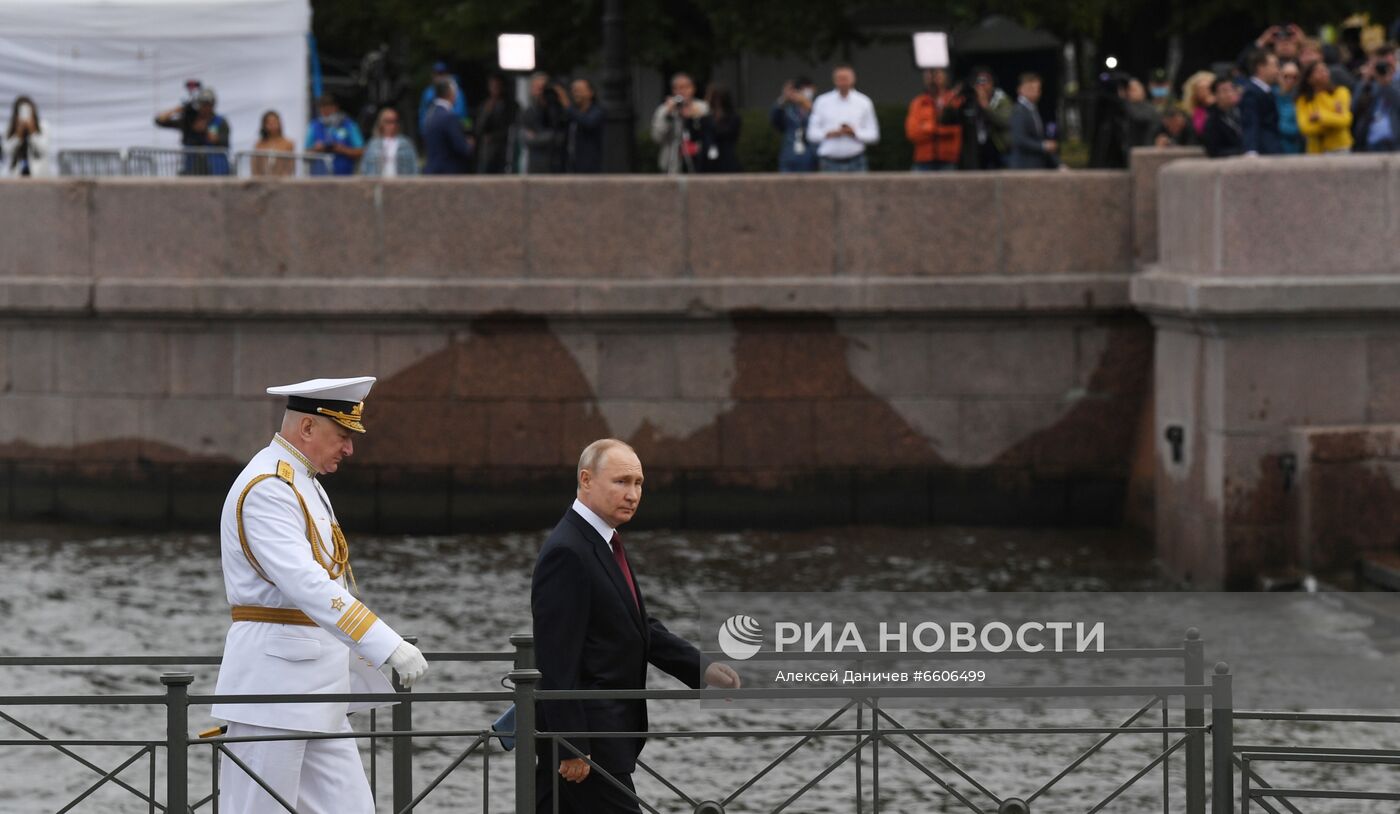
276, 460, 294, 483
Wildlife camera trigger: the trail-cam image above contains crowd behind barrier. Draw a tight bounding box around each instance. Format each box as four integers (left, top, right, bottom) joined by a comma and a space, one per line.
6, 15, 1400, 179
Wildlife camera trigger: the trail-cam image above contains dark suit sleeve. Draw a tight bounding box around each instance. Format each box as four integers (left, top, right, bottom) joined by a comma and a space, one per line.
646, 616, 706, 689
1009, 106, 1044, 157
1239, 89, 1261, 153
446, 114, 473, 159
532, 544, 592, 761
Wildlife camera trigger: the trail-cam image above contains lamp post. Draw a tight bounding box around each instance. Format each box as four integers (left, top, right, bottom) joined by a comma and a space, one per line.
600, 0, 633, 172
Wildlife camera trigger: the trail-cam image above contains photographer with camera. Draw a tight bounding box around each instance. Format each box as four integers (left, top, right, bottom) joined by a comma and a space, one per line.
651, 73, 708, 174
154, 81, 231, 175
520, 72, 568, 174
770, 77, 817, 172
941, 67, 1011, 170
4, 95, 50, 177
1352, 44, 1400, 152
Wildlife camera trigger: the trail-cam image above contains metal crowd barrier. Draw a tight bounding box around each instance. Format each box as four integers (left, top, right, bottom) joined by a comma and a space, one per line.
0, 630, 1235, 813
55, 148, 334, 179
1235, 710, 1400, 811
56, 149, 125, 177
126, 146, 233, 177
234, 150, 335, 178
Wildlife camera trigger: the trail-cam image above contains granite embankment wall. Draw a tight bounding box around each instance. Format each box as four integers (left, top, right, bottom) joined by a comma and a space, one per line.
0, 152, 1194, 533
1137, 154, 1400, 586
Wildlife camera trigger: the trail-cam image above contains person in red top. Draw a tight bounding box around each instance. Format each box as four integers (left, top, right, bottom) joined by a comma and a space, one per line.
905, 68, 963, 171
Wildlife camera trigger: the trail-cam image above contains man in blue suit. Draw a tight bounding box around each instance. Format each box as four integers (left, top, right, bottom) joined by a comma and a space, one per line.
531, 439, 740, 813
1239, 50, 1282, 155
1006, 72, 1059, 169
422, 78, 473, 175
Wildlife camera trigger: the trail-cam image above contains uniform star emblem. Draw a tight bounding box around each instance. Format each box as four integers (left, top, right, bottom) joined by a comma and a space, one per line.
330, 597, 346, 611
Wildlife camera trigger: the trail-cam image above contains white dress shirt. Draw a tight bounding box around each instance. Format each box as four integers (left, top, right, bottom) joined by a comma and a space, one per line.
572, 498, 615, 552
381, 136, 399, 177
805, 88, 880, 158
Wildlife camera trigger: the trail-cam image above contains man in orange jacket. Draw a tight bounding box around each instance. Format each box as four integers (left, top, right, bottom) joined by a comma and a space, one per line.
906, 68, 963, 171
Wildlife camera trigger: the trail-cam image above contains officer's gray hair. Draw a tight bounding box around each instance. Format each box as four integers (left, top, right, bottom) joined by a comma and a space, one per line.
577, 438, 635, 485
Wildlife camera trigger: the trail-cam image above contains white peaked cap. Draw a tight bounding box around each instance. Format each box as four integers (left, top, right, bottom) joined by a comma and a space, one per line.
268, 376, 377, 433
266, 376, 377, 402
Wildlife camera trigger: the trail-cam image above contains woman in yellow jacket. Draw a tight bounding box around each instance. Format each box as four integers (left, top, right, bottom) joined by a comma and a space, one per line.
1296, 60, 1353, 154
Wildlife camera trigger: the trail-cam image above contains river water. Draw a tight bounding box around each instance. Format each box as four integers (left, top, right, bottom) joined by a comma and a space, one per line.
1, 524, 1397, 812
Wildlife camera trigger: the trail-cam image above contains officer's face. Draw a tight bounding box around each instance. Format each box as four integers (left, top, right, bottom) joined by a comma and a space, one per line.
304, 417, 354, 474
580, 448, 644, 528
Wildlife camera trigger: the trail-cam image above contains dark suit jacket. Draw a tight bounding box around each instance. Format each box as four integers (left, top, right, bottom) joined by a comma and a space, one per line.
1006, 100, 1056, 169
1202, 106, 1245, 158
531, 508, 705, 774
1239, 80, 1281, 155
422, 103, 472, 175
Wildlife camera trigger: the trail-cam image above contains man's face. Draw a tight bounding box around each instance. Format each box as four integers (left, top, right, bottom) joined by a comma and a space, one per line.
1258, 54, 1280, 84
1126, 80, 1146, 102
1276, 39, 1299, 61
301, 416, 354, 474
1020, 79, 1041, 103
833, 68, 855, 93
318, 103, 337, 121
571, 80, 593, 107
672, 76, 695, 101
531, 75, 548, 96
579, 447, 644, 528
1216, 83, 1239, 110
1163, 112, 1186, 135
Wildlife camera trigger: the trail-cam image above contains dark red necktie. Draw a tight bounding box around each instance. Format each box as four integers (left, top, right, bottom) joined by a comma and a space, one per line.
611, 532, 639, 609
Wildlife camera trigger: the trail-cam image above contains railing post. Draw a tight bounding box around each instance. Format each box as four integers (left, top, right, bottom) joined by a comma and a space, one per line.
1210, 662, 1233, 814
511, 632, 536, 670
392, 635, 417, 813
1184, 628, 1206, 814
510, 666, 542, 814
161, 672, 193, 814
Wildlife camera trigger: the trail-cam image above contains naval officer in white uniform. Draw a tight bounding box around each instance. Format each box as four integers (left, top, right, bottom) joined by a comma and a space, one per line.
214, 376, 428, 813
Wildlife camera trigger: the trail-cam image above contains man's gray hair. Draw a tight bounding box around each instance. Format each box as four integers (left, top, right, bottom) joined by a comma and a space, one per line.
433, 77, 455, 101
577, 438, 635, 484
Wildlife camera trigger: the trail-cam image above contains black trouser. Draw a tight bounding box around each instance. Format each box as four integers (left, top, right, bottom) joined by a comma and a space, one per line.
535, 750, 642, 814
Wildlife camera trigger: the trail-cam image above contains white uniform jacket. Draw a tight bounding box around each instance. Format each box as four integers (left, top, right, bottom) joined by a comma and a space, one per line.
213, 437, 402, 732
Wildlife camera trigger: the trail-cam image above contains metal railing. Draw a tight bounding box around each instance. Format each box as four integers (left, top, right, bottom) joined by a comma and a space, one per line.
1235, 710, 1400, 812
0, 629, 1233, 813
234, 150, 335, 178
56, 148, 334, 179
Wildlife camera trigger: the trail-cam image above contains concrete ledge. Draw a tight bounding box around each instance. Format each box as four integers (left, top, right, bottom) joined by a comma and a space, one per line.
1158, 155, 1400, 278
86, 274, 1132, 317
1132, 269, 1400, 316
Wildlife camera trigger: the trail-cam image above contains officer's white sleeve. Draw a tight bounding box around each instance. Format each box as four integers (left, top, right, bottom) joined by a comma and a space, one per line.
240, 482, 404, 667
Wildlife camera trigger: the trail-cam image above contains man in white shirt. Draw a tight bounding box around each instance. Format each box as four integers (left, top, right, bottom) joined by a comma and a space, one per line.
806, 64, 880, 172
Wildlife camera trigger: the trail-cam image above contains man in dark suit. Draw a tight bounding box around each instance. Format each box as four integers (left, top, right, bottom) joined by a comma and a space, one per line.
531, 439, 740, 813
1239, 49, 1281, 155
1006, 72, 1059, 169
1202, 78, 1246, 158
422, 78, 472, 175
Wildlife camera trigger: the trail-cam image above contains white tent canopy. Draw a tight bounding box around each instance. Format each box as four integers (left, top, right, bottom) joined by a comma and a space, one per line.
0, 0, 310, 158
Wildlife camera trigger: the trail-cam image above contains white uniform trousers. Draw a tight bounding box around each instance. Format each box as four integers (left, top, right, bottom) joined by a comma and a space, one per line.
218, 719, 374, 814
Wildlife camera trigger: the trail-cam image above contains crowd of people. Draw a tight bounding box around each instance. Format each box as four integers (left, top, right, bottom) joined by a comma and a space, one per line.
1093, 23, 1400, 160
9, 20, 1400, 178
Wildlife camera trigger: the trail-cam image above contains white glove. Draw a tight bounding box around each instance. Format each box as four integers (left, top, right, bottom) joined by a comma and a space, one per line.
386, 641, 428, 688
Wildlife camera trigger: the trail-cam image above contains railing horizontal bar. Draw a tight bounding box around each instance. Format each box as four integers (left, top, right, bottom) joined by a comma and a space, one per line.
696, 648, 1187, 662
0, 739, 161, 746
0, 695, 165, 705
1236, 744, 1400, 757
212, 729, 495, 743
1241, 751, 1400, 765
1252, 788, 1400, 801
0, 651, 512, 667
536, 683, 1211, 700
0, 648, 1185, 668
1235, 710, 1400, 723
186, 691, 513, 703
537, 725, 1205, 737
